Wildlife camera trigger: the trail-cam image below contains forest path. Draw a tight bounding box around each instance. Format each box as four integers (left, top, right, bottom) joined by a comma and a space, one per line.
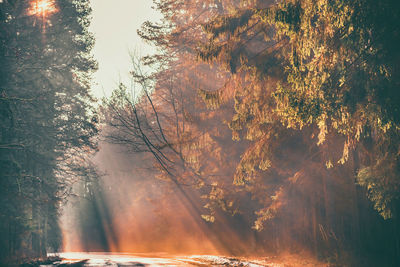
48, 252, 278, 266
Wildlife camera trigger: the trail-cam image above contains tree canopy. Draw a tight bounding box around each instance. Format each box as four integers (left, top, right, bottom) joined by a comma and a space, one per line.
0, 0, 98, 262
103, 0, 400, 265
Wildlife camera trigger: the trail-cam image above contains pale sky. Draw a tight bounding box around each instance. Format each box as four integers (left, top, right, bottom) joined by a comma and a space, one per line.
89, 0, 161, 98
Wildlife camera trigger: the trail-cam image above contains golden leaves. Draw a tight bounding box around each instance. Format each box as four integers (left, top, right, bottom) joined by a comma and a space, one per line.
317, 114, 328, 146
198, 89, 223, 110
201, 214, 215, 222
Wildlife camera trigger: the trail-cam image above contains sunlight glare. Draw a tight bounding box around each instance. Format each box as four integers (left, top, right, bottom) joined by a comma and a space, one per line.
28, 0, 57, 17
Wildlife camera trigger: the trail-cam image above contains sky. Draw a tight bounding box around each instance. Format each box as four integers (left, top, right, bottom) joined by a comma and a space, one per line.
89, 0, 161, 98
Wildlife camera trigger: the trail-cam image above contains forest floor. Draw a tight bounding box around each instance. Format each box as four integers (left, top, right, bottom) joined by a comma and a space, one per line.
16, 252, 329, 266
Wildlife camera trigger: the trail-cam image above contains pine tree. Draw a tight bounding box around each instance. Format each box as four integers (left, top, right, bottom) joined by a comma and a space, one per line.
0, 0, 98, 262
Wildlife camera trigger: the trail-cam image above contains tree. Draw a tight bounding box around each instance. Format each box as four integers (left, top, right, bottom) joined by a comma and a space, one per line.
0, 0, 98, 262
102, 0, 400, 264
197, 0, 400, 263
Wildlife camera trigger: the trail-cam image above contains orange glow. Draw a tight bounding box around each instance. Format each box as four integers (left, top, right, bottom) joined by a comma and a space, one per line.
60, 143, 262, 256
28, 0, 57, 17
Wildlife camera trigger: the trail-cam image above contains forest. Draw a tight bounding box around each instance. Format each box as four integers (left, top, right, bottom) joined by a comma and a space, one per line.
0, 0, 98, 263
1, 0, 400, 266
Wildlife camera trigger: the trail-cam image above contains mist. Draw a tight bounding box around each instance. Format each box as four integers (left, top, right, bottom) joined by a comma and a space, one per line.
61, 141, 236, 255
1, 0, 400, 266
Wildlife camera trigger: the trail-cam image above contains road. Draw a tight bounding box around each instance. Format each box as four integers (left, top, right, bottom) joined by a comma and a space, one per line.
49, 252, 272, 266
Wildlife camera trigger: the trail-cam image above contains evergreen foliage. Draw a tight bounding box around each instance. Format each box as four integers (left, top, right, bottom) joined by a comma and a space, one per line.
0, 0, 98, 262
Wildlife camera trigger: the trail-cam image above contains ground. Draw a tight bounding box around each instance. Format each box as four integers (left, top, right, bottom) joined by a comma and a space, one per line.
30, 252, 328, 266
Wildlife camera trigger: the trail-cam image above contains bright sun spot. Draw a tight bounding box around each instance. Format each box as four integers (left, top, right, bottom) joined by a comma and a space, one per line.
28, 0, 57, 17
